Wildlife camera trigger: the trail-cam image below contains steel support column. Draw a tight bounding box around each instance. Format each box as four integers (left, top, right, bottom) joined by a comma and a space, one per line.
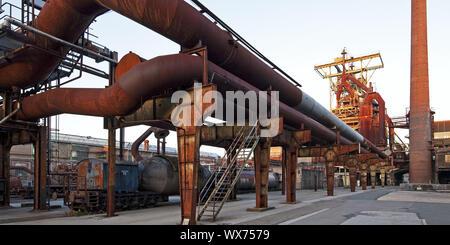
107, 120, 116, 217
281, 147, 286, 195
380, 168, 386, 188
177, 126, 201, 225
34, 126, 48, 210
360, 163, 368, 190
346, 158, 358, 192
286, 143, 298, 204
0, 138, 11, 207
249, 139, 272, 211
370, 165, 377, 189
325, 149, 337, 196
106, 51, 118, 217
119, 127, 125, 161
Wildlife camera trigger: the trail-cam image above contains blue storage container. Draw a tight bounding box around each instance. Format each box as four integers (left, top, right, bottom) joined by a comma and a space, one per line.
103, 162, 139, 193
78, 159, 139, 192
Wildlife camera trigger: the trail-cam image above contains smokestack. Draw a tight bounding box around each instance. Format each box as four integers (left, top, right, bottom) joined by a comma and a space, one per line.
409, 0, 432, 183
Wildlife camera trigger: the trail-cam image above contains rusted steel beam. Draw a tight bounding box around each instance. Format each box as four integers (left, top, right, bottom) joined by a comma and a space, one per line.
176, 84, 212, 225
346, 158, 358, 192
299, 144, 359, 196
119, 128, 125, 161
286, 130, 311, 203
253, 139, 272, 209
0, 0, 107, 89
410, 0, 433, 184
286, 142, 298, 204
324, 149, 337, 196
360, 163, 368, 190
0, 138, 12, 207
33, 126, 47, 210
176, 126, 200, 225
33, 134, 39, 211
299, 144, 359, 158
200, 125, 252, 146
380, 168, 386, 188
370, 165, 378, 189
355, 153, 378, 162
38, 126, 47, 210
281, 147, 286, 196
106, 120, 116, 217
367, 158, 382, 167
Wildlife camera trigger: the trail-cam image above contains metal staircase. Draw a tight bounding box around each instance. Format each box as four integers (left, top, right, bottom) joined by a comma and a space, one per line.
197, 122, 260, 221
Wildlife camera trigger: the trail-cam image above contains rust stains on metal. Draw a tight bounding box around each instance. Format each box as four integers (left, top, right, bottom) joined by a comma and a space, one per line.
115, 52, 146, 80
253, 139, 272, 209
17, 53, 358, 148
107, 119, 116, 217
176, 126, 200, 225
131, 127, 168, 162
360, 163, 368, 190
324, 149, 337, 196
96, 0, 302, 107
0, 0, 107, 89
346, 158, 358, 192
410, 0, 432, 184
286, 143, 298, 203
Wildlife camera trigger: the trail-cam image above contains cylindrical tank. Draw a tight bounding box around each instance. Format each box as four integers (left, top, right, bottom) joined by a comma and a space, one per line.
236, 170, 281, 191
139, 155, 211, 195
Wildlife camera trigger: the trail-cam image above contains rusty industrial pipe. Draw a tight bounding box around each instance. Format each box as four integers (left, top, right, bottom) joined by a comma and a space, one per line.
92, 0, 373, 147
6, 0, 383, 157
17, 53, 378, 155
94, 0, 303, 107
2, 0, 375, 154
0, 0, 107, 89
409, 0, 432, 184
131, 127, 169, 162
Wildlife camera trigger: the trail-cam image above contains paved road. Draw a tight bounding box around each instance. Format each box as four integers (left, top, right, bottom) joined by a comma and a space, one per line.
2, 188, 449, 225
239, 188, 450, 225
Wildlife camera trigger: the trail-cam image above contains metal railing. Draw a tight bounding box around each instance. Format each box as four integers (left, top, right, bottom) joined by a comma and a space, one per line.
197, 121, 260, 221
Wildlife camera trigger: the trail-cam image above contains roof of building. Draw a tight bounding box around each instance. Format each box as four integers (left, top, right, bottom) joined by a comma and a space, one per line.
50, 132, 220, 158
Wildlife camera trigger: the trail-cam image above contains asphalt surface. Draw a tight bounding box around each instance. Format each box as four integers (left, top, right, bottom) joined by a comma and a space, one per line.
2, 187, 449, 225
239, 188, 450, 225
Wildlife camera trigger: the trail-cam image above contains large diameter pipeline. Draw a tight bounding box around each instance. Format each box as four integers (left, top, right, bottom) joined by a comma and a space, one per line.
4, 0, 370, 152
17, 53, 354, 146
0, 0, 107, 89
295, 93, 364, 143
139, 155, 211, 195
95, 0, 302, 107
94, 0, 369, 147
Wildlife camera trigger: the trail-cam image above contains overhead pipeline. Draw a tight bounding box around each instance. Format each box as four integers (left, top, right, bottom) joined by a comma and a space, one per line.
3, 0, 382, 156
0, 0, 107, 89
17, 53, 374, 153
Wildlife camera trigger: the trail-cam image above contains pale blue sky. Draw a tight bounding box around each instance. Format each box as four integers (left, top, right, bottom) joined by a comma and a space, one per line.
4, 0, 450, 154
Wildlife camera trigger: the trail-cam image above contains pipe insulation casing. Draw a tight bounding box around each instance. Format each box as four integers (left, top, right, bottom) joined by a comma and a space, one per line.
295, 92, 365, 144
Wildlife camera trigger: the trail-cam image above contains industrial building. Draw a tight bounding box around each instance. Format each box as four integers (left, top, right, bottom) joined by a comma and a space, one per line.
0, 0, 449, 227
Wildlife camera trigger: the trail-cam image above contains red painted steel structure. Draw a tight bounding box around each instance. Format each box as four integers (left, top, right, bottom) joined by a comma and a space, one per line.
410, 0, 432, 184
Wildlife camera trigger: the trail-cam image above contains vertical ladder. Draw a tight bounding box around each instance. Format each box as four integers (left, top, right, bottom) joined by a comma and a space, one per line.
197, 122, 260, 221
